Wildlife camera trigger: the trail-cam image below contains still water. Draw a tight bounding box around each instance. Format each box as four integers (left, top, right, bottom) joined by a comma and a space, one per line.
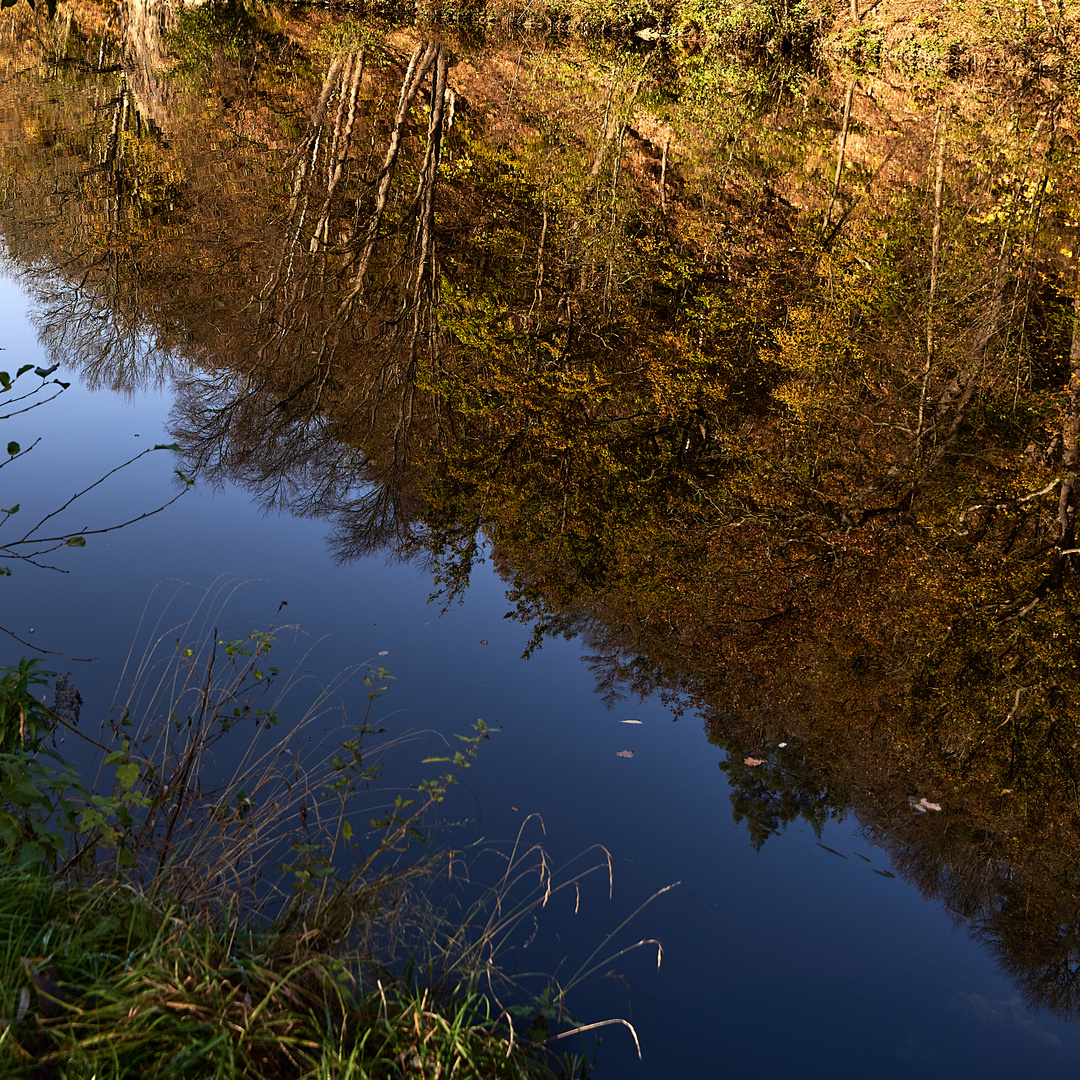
4, 9, 1080, 1074
4, 271, 1080, 1077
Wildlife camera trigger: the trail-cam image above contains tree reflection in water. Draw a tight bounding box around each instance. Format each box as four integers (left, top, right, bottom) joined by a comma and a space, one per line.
2, 0, 1080, 1026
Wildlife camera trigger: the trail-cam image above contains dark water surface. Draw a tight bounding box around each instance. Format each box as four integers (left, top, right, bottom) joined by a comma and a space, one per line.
4, 11, 1080, 1076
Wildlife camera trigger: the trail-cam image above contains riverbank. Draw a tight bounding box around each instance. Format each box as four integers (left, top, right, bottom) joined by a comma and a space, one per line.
21, 0, 1079, 78
423, 0, 1077, 74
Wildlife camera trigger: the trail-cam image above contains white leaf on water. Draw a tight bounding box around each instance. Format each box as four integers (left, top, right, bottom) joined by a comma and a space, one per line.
908, 796, 943, 813
620, 719, 644, 725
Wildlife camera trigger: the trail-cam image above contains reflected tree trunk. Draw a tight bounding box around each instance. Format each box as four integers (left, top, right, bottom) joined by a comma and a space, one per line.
822, 81, 855, 241
339, 41, 441, 312
310, 49, 365, 253
120, 0, 182, 130
1057, 297, 1080, 555
916, 105, 947, 440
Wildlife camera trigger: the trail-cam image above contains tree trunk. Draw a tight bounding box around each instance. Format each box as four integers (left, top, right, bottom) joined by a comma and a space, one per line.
1058, 296, 1080, 548
822, 82, 855, 240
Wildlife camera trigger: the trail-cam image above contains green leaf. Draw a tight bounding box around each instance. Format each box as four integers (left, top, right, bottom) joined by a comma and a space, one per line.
114, 763, 139, 790
15, 365, 32, 377
1, 505, 18, 515
6, 442, 19, 456
342, 819, 353, 840
33, 364, 58, 378
18, 841, 46, 868
153, 443, 181, 451
0, 372, 9, 390
65, 536, 86, 548
7, 773, 44, 805
0, 811, 20, 847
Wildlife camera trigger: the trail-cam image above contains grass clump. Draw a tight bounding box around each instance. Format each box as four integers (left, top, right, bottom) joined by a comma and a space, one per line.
0, 869, 584, 1078
0, 584, 648, 1077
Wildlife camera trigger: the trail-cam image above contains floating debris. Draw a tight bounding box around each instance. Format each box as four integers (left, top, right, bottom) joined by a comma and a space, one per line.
620, 718, 644, 725
615, 750, 634, 759
908, 797, 943, 814
744, 756, 765, 767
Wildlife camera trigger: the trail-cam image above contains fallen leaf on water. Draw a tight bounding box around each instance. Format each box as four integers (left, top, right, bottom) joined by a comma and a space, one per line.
744, 756, 765, 767
620, 719, 644, 725
615, 750, 634, 759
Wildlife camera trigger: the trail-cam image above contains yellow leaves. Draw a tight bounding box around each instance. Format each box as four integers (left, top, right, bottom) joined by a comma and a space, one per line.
973, 206, 1008, 225
766, 301, 870, 425
772, 378, 823, 421
772, 304, 829, 377
972, 173, 1055, 226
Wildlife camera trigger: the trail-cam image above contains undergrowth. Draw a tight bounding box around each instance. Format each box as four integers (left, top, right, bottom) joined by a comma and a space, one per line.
0, 583, 661, 1078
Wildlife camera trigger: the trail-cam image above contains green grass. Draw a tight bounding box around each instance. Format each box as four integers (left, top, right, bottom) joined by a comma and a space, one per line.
0, 867, 594, 1078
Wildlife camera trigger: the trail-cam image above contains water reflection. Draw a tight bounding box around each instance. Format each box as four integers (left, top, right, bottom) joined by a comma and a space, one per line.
3, 0, 1080, 1036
